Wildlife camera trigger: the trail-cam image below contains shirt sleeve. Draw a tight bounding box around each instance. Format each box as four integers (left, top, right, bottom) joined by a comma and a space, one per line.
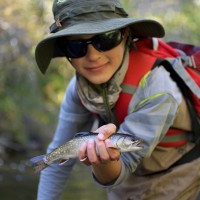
95, 66, 183, 188
37, 76, 94, 200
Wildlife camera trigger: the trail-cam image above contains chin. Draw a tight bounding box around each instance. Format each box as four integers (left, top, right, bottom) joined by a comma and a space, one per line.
90, 77, 110, 85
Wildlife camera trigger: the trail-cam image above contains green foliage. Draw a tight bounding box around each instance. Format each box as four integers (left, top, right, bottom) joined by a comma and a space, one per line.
0, 0, 65, 147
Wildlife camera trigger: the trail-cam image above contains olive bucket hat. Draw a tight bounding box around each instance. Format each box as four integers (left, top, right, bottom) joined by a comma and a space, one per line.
35, 0, 165, 74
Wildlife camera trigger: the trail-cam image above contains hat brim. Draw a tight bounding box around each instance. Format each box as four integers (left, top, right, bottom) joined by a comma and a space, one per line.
35, 18, 165, 74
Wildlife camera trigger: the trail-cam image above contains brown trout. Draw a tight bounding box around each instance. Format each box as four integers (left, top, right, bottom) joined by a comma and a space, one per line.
30, 132, 143, 173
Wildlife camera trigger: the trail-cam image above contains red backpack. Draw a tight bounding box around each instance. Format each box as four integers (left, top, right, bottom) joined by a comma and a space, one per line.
115, 38, 200, 145
114, 38, 200, 165
163, 40, 200, 117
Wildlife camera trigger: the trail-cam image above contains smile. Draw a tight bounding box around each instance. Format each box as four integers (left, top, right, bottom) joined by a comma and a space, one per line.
86, 63, 107, 72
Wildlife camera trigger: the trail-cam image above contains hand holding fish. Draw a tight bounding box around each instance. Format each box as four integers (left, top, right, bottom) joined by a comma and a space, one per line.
78, 123, 143, 184
30, 123, 143, 176
78, 123, 121, 166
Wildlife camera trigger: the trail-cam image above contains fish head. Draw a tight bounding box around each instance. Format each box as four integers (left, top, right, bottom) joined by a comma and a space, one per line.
116, 135, 143, 152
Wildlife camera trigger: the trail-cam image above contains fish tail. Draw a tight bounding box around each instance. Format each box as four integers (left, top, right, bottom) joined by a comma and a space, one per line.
30, 155, 48, 173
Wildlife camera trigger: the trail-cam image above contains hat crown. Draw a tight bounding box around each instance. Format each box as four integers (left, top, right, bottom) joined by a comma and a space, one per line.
50, 0, 128, 33
53, 0, 123, 13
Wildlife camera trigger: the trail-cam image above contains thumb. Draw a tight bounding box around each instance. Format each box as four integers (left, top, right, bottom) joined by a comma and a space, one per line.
96, 123, 117, 140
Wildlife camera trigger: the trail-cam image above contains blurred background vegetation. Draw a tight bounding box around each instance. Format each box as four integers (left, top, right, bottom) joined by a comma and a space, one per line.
0, 0, 200, 199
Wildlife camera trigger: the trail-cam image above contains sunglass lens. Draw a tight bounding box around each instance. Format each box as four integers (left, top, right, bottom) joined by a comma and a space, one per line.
60, 40, 87, 58
93, 30, 122, 51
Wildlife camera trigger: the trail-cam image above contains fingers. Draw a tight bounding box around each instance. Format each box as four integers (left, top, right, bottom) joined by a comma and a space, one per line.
95, 139, 110, 164
105, 139, 120, 161
79, 139, 105, 165
79, 123, 119, 166
79, 137, 120, 166
95, 123, 117, 140
79, 139, 100, 165
78, 142, 91, 166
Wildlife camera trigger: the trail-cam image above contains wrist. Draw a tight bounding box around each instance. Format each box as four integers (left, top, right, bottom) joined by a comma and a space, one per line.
91, 159, 121, 185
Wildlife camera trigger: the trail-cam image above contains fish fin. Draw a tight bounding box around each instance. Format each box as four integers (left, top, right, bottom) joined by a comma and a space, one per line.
74, 131, 98, 138
59, 159, 70, 165
30, 155, 48, 173
115, 132, 136, 138
74, 132, 89, 137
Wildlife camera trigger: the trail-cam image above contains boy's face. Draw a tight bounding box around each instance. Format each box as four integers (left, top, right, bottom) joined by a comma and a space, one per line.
67, 32, 127, 84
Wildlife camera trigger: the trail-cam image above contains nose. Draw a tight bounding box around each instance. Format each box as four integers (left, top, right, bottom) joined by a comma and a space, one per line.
85, 44, 101, 61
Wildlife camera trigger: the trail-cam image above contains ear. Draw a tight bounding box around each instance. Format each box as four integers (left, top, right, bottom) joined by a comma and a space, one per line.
126, 35, 136, 50
124, 28, 130, 37
123, 28, 135, 50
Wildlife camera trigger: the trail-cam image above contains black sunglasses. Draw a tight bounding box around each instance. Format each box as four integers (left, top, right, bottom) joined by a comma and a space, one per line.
57, 29, 124, 58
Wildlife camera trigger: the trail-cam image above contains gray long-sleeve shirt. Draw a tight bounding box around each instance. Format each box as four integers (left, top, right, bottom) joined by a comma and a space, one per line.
37, 66, 182, 200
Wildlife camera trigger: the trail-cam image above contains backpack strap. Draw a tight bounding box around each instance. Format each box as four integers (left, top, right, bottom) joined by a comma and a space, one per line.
156, 59, 200, 144
155, 59, 200, 166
